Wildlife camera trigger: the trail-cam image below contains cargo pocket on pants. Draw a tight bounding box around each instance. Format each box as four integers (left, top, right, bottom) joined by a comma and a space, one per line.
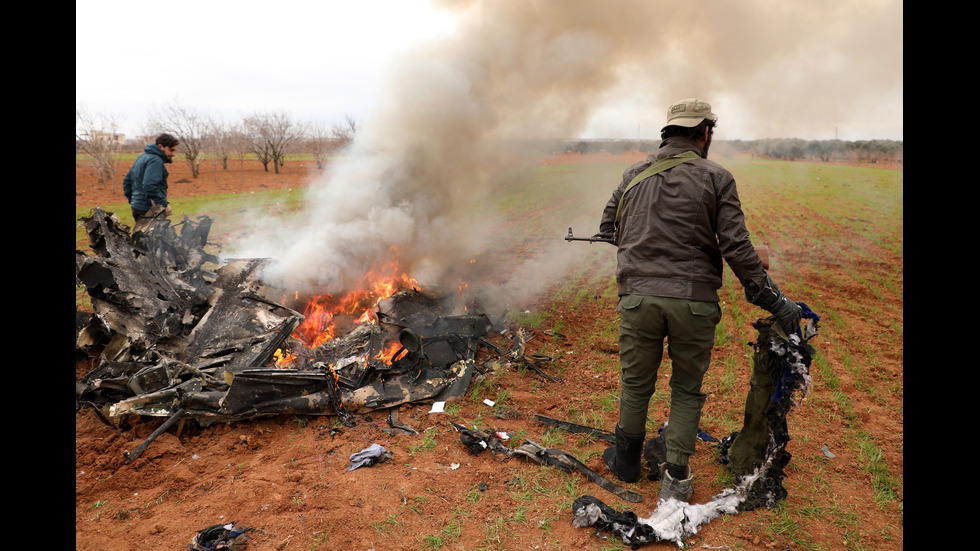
617, 294, 643, 313
688, 301, 721, 325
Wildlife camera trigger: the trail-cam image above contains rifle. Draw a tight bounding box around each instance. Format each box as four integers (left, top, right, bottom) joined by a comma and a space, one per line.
565, 227, 770, 269
564, 227, 614, 244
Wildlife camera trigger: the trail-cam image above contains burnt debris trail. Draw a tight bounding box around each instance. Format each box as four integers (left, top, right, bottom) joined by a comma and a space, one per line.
76, 208, 558, 460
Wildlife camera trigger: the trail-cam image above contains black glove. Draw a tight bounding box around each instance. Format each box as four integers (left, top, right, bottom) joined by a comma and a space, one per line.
747, 275, 801, 335
769, 293, 802, 336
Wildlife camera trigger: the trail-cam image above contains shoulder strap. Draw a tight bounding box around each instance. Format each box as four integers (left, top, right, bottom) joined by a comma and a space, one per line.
615, 150, 701, 226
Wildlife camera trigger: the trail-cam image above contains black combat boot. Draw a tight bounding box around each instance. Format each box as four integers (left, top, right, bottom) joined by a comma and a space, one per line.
603, 426, 646, 483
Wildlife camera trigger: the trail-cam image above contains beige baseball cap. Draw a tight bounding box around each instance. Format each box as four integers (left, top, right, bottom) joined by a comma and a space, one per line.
663, 98, 718, 130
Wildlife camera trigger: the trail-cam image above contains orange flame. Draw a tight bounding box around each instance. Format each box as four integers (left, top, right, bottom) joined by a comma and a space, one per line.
373, 341, 403, 365
286, 253, 419, 351
293, 293, 338, 349
273, 348, 298, 366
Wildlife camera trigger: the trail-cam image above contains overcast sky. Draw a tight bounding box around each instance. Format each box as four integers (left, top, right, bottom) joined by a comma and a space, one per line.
76, 0, 903, 142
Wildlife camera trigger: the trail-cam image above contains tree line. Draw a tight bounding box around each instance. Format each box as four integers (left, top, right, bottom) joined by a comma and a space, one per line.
76, 102, 358, 193
560, 137, 903, 165
78, 101, 903, 193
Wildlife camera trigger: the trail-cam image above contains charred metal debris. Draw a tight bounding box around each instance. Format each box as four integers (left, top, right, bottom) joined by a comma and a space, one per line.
186, 521, 251, 551
75, 208, 560, 455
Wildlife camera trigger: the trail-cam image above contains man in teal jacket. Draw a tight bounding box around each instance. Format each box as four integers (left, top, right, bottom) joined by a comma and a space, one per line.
123, 133, 179, 220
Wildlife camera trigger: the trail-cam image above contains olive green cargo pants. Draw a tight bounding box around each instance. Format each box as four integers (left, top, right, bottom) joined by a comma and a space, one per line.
616, 294, 721, 467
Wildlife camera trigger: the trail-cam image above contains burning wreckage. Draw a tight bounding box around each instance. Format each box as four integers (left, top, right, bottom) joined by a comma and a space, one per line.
76, 207, 821, 547
75, 207, 540, 452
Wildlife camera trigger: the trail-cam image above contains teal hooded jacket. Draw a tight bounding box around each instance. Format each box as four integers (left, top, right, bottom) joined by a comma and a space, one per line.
123, 144, 171, 212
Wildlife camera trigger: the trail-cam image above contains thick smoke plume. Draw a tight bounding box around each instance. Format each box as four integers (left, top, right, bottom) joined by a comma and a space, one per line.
226, 0, 901, 311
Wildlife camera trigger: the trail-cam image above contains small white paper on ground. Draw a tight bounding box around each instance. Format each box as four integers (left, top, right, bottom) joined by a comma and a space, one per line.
429, 401, 446, 413
483, 399, 495, 407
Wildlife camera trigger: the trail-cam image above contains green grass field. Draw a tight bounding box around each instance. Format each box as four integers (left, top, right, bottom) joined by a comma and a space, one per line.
75, 156, 903, 550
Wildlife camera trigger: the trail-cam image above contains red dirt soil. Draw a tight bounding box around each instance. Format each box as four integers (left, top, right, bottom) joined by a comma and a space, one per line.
76, 152, 903, 550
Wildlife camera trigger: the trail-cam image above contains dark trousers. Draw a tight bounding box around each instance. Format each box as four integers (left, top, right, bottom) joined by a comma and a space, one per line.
616, 294, 721, 467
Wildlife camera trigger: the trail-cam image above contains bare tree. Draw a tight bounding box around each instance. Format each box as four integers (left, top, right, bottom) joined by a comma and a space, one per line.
204, 119, 235, 170
303, 114, 358, 169
148, 100, 209, 178
224, 122, 252, 190
244, 111, 302, 174
306, 120, 333, 170
331, 114, 358, 150
243, 114, 274, 172
76, 105, 124, 192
